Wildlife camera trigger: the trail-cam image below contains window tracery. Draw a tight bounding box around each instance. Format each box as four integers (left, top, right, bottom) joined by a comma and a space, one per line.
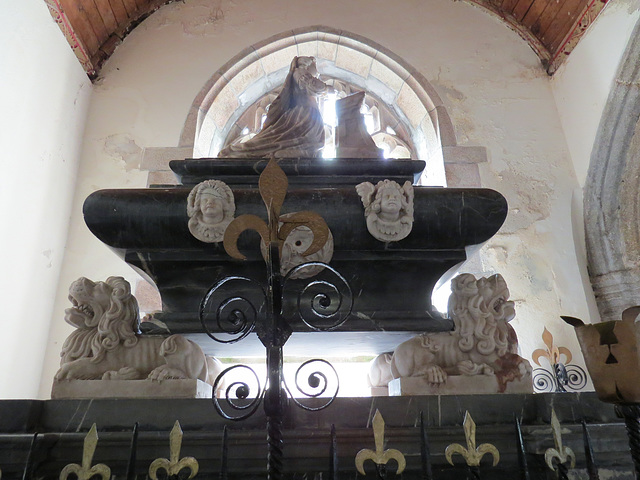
221, 79, 415, 160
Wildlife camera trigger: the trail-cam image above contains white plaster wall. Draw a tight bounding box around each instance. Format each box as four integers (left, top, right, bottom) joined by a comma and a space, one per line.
38, 0, 600, 395
552, 0, 640, 187
0, 0, 91, 398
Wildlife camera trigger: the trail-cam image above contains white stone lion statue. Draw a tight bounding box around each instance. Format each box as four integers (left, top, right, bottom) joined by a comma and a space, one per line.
367, 352, 393, 388
390, 273, 531, 391
55, 276, 219, 384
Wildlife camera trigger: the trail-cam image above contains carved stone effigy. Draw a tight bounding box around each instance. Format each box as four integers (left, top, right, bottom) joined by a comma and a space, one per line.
356, 179, 414, 242
367, 352, 394, 396
218, 56, 330, 158
388, 273, 533, 395
52, 276, 222, 399
187, 179, 235, 243
335, 91, 383, 158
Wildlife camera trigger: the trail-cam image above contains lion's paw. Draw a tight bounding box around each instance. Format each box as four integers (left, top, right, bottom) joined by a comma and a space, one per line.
55, 365, 72, 381
518, 360, 531, 377
102, 367, 143, 380
426, 365, 447, 384
480, 364, 495, 375
148, 365, 189, 382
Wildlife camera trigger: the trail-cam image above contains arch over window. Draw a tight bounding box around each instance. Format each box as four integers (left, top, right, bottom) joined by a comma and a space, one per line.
179, 26, 464, 186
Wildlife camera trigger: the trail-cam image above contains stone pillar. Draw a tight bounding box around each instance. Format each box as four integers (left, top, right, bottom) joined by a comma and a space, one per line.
584, 19, 640, 322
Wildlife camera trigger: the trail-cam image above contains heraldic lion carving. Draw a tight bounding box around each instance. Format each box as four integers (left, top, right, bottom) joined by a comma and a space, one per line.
390, 273, 531, 391
55, 276, 216, 383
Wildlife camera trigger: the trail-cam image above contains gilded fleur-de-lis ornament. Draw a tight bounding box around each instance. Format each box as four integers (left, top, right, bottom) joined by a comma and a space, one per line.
149, 421, 199, 480
445, 411, 500, 467
355, 410, 406, 475
223, 159, 329, 261
59, 424, 111, 480
544, 409, 576, 471
533, 327, 573, 366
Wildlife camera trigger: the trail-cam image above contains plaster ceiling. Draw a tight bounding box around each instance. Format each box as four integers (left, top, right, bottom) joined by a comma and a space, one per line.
44, 0, 608, 79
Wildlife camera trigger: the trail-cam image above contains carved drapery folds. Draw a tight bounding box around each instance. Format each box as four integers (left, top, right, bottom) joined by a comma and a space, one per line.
218, 56, 330, 159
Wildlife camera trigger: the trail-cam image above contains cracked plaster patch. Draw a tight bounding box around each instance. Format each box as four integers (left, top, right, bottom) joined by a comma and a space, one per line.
104, 134, 143, 171
489, 168, 552, 234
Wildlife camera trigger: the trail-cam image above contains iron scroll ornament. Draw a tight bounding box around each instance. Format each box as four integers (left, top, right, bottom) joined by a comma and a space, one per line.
200, 276, 265, 344
282, 261, 353, 331
532, 364, 587, 393
211, 364, 265, 421
200, 159, 352, 431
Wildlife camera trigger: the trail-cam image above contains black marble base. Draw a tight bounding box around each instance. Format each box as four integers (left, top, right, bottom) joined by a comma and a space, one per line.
169, 157, 426, 187
0, 394, 633, 479
84, 186, 506, 349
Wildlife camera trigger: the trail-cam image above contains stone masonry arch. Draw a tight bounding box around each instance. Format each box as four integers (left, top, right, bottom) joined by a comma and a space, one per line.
584, 20, 640, 322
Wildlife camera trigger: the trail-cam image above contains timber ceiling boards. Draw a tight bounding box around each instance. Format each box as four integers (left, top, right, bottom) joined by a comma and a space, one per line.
44, 0, 608, 79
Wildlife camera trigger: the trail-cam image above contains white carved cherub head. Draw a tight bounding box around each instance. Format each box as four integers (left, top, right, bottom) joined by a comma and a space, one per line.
356, 179, 414, 242
187, 180, 235, 243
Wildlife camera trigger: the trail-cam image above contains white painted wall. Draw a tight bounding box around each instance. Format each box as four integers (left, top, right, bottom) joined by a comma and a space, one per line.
552, 0, 640, 187
33, 0, 627, 396
0, 0, 91, 398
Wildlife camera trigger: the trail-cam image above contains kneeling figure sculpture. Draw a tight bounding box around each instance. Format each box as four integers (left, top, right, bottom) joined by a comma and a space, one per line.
55, 276, 216, 384
391, 273, 532, 393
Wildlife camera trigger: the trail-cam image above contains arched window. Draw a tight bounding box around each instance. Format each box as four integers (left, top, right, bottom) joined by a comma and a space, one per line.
178, 27, 475, 187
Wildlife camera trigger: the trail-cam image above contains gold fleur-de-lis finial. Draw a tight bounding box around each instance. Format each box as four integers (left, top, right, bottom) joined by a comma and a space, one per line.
544, 409, 576, 471
445, 411, 500, 467
59, 424, 111, 480
355, 410, 406, 475
223, 159, 329, 261
149, 421, 199, 480
532, 327, 573, 366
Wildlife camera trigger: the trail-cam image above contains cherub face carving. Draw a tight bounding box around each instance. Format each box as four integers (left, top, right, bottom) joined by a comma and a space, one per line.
356, 179, 414, 242
187, 180, 235, 243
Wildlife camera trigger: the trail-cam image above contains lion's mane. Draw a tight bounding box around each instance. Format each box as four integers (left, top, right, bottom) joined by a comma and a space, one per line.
390, 273, 525, 386
449, 273, 514, 358
60, 277, 139, 365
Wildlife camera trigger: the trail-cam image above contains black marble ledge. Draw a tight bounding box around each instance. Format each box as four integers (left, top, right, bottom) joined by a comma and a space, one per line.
0, 393, 622, 433
84, 186, 506, 341
83, 187, 507, 251
169, 157, 427, 187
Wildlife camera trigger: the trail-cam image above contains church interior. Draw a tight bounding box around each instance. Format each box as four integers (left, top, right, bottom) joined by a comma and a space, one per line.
1, 0, 640, 478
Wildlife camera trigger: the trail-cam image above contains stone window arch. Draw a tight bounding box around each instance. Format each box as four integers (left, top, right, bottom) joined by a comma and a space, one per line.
175, 26, 488, 187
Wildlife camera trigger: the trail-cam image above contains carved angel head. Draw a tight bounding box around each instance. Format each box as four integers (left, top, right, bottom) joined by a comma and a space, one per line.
187, 180, 235, 243
356, 179, 414, 242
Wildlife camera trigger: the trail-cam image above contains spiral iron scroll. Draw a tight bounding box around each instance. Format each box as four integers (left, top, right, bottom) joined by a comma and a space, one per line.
533, 364, 587, 393
282, 262, 353, 331
200, 276, 265, 344
284, 359, 339, 411
212, 365, 264, 421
